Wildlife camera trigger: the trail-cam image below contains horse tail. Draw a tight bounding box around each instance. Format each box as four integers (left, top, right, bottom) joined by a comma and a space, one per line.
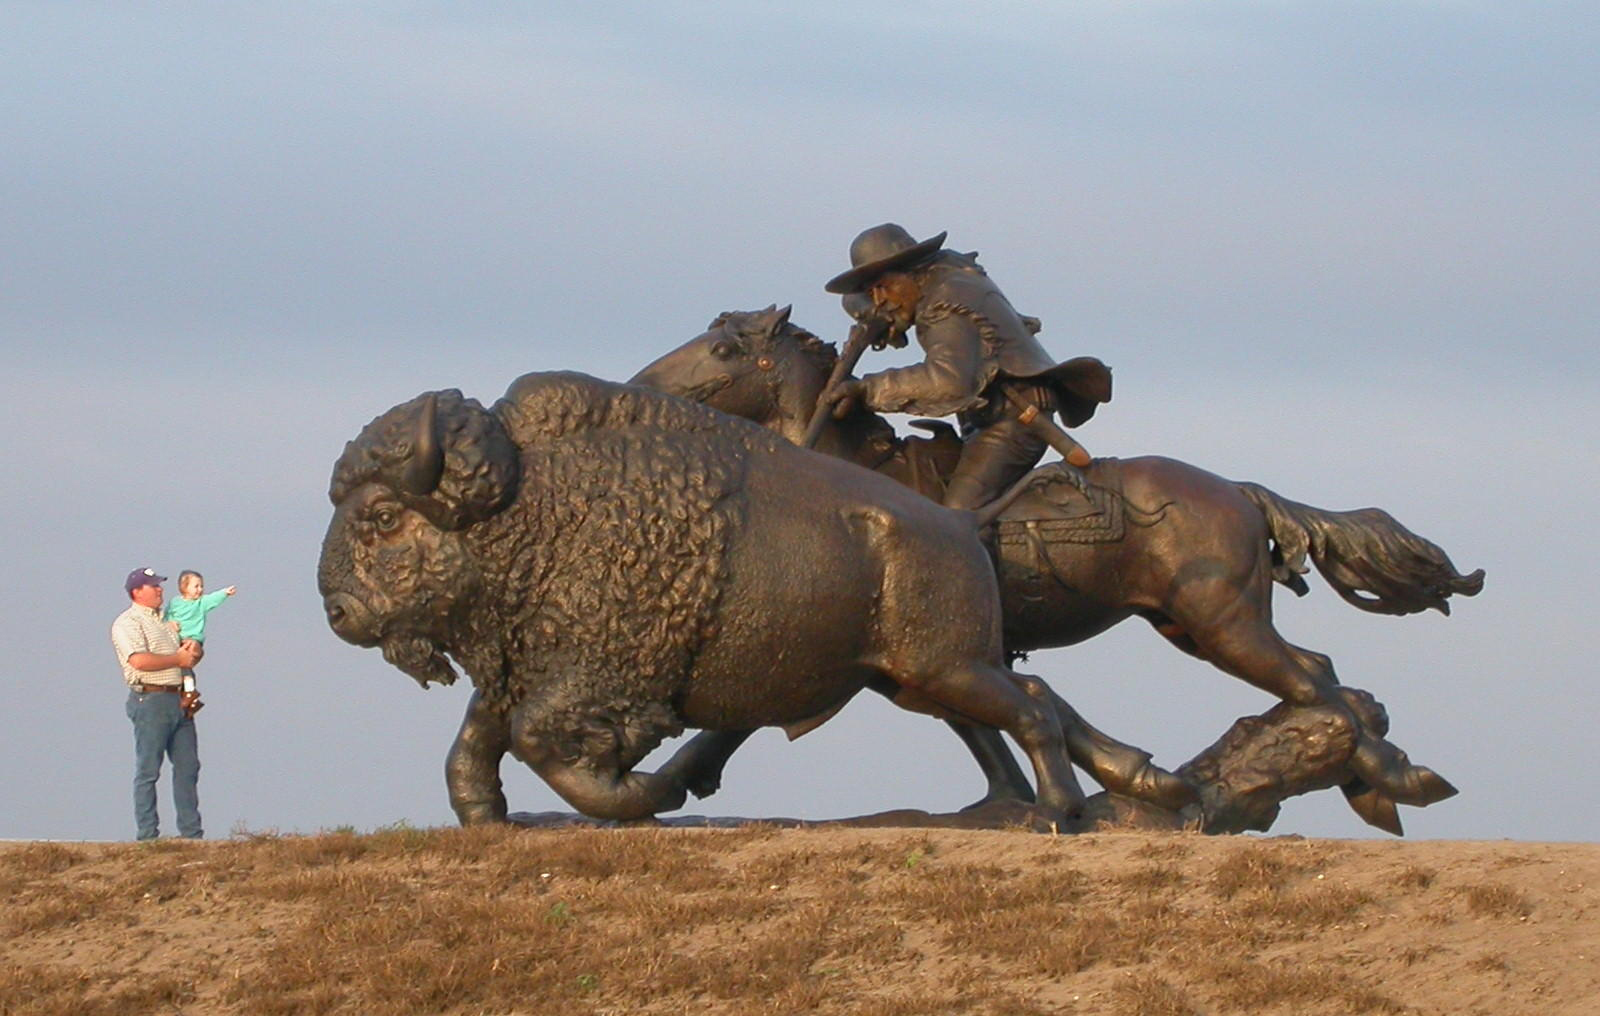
1233, 482, 1485, 616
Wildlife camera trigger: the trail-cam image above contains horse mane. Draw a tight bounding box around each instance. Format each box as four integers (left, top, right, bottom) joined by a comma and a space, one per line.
709, 309, 840, 377
785, 324, 837, 376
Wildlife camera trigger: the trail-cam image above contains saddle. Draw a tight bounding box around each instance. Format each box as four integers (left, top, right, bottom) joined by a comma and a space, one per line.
896, 421, 1133, 544
997, 458, 1130, 546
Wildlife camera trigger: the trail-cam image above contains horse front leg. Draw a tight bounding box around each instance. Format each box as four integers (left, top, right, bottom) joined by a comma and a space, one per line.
863, 674, 1035, 807
945, 720, 1037, 807
1045, 690, 1199, 811
446, 689, 511, 825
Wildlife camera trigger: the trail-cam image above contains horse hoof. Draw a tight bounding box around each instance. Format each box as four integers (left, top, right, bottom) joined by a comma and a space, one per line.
1341, 779, 1404, 836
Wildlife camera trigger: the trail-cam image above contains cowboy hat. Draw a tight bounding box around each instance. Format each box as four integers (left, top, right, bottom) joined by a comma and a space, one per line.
824, 223, 947, 294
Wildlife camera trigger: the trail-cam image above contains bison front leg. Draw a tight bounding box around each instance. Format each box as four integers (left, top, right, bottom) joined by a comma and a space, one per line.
655, 729, 756, 800
510, 707, 689, 822
446, 690, 511, 826
529, 758, 690, 822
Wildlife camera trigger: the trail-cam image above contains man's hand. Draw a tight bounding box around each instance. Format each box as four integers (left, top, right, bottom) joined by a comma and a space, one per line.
827, 379, 867, 419
177, 640, 204, 668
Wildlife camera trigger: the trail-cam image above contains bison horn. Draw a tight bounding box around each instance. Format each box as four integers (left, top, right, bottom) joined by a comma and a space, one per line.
400, 393, 445, 496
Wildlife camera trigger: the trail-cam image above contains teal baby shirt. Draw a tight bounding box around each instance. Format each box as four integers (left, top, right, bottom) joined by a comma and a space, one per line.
163, 590, 230, 642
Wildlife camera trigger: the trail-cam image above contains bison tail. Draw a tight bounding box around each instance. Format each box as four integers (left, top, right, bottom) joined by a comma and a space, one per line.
1234, 481, 1485, 616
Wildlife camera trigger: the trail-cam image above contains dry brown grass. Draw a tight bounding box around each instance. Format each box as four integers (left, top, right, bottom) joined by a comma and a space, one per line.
1108, 970, 1201, 1016
1467, 952, 1511, 973
0, 965, 198, 1016
2, 829, 1596, 1016
1457, 882, 1534, 918
1392, 863, 1438, 890
1197, 958, 1408, 1013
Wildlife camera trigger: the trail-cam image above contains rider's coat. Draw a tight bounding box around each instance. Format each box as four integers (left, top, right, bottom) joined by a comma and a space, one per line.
857, 252, 1059, 419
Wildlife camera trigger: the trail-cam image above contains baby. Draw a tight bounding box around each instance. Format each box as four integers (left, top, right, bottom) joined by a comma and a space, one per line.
164, 570, 237, 714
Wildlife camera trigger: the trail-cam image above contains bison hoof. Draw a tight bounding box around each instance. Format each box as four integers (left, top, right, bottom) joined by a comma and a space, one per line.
959, 786, 1035, 812
454, 803, 509, 826
1026, 805, 1074, 834
684, 773, 722, 800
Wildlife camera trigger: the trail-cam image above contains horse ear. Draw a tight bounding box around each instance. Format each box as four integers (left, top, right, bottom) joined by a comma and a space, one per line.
764, 305, 792, 338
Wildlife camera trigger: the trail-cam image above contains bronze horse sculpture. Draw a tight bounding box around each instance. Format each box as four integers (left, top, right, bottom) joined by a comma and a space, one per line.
631, 306, 1484, 832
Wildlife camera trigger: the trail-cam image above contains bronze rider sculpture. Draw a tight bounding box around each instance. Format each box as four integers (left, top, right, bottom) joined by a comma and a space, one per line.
824, 223, 1110, 510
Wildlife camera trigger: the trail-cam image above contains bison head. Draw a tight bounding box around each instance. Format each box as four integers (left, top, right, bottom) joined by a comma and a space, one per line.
318, 389, 520, 688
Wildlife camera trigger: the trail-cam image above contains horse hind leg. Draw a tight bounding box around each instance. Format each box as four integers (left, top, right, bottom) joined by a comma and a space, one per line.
1179, 609, 1454, 810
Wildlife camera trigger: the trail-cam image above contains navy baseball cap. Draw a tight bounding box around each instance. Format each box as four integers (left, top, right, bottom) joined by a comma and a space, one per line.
125, 567, 167, 593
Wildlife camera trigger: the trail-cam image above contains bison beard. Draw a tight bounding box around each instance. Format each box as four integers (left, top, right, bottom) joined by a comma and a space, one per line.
382, 633, 459, 688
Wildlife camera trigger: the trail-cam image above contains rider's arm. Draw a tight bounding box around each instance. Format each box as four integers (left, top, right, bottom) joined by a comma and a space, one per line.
859, 313, 986, 415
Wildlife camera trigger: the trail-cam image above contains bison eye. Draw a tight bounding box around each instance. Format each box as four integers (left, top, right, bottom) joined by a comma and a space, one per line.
373, 507, 401, 532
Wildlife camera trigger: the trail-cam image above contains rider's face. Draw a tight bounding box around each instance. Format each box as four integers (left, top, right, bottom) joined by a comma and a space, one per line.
869, 273, 919, 337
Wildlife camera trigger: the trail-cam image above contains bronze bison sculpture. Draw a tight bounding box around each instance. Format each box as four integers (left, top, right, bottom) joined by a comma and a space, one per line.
318, 371, 1092, 824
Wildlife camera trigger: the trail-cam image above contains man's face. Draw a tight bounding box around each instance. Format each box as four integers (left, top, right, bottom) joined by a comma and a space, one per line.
130, 583, 163, 609
868, 273, 919, 340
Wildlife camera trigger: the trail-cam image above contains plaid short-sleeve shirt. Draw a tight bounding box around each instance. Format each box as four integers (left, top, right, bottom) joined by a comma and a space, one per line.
111, 603, 183, 687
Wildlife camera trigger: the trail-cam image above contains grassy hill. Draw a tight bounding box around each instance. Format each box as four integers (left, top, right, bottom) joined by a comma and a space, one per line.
4, 825, 1596, 1015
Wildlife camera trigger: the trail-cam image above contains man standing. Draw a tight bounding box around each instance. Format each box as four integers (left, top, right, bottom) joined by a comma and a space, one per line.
112, 568, 204, 840
824, 223, 1112, 510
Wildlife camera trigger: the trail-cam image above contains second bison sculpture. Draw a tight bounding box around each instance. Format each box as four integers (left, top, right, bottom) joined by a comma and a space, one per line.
319, 371, 1105, 825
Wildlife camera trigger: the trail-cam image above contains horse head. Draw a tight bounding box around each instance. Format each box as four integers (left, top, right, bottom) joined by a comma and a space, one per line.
631, 305, 838, 442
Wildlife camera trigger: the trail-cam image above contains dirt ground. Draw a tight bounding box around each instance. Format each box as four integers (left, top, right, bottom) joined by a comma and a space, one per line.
2, 825, 1596, 1015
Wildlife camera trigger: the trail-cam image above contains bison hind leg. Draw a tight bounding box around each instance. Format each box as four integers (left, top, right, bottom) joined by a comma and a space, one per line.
889, 659, 1086, 824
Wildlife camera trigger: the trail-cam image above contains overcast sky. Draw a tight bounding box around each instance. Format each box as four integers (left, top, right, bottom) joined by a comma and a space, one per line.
3, 2, 1595, 842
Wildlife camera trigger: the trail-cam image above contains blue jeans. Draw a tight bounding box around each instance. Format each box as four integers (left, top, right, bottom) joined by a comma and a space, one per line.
126, 689, 202, 840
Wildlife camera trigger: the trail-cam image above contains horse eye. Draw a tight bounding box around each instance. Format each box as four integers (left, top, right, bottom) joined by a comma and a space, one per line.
711, 339, 740, 360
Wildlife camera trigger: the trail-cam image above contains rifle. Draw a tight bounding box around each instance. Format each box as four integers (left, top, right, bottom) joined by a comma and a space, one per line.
1000, 386, 1095, 496
800, 316, 885, 449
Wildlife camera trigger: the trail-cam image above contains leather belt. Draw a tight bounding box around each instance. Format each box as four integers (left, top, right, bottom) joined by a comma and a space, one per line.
136, 683, 182, 694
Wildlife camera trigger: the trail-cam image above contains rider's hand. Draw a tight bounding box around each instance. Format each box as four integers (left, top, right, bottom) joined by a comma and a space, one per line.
828, 379, 866, 419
